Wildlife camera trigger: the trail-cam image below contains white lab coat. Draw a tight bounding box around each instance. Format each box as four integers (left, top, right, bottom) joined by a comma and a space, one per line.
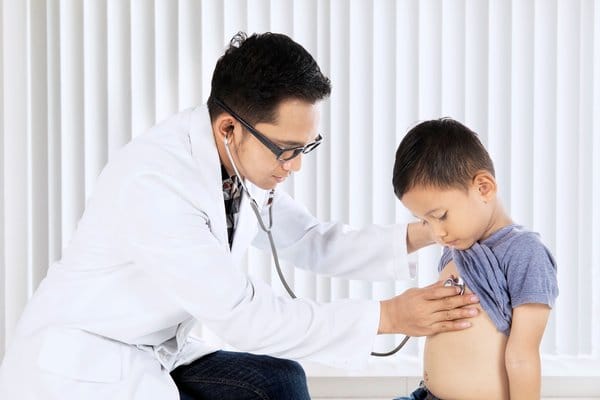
0, 106, 411, 400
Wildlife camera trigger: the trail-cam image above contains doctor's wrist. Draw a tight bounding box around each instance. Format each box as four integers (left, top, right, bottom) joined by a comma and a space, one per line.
377, 299, 396, 334
406, 222, 434, 253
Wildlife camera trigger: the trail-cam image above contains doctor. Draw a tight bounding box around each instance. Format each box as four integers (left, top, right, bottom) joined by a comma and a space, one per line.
0, 32, 479, 400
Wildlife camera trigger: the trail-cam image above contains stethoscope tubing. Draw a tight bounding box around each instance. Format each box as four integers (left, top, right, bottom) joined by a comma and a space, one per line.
224, 137, 295, 299
223, 137, 408, 356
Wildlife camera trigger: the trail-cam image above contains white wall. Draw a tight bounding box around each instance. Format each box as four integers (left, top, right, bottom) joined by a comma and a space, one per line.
1, 0, 599, 375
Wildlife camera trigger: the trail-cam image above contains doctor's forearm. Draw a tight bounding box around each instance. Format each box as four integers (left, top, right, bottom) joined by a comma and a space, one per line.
406, 222, 434, 253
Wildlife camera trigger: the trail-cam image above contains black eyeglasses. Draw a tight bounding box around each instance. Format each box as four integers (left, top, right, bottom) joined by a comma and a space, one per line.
213, 98, 323, 162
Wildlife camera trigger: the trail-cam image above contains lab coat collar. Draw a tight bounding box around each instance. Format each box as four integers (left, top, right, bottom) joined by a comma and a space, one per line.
188, 106, 229, 248
187, 106, 267, 257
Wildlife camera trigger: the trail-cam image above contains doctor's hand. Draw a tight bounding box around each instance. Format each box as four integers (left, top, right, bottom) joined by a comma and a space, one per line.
377, 280, 480, 336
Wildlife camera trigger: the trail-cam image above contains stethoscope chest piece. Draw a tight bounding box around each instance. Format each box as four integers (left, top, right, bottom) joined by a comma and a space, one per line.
443, 275, 466, 295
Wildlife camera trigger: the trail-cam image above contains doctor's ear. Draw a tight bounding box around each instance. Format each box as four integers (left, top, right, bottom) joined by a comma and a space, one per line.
224, 125, 235, 144
217, 118, 235, 142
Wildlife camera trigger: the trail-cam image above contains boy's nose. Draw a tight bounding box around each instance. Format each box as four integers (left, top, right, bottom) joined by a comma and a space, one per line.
432, 225, 447, 240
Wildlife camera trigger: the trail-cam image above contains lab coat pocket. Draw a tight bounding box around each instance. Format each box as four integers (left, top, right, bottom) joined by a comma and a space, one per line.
37, 328, 128, 383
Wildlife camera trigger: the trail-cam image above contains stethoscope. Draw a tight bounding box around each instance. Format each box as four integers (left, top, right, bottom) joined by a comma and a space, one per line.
223, 135, 466, 357
223, 135, 296, 298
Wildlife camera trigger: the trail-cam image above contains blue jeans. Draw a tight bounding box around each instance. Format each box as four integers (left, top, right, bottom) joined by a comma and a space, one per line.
170, 350, 311, 400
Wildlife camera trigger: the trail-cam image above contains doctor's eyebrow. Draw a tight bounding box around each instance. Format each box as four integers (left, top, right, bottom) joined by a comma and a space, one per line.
276, 135, 320, 148
277, 139, 306, 147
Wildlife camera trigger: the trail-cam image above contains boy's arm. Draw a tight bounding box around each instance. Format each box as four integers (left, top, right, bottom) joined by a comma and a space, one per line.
505, 303, 551, 400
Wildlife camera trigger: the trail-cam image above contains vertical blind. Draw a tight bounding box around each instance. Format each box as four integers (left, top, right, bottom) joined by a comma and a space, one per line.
1, 0, 599, 369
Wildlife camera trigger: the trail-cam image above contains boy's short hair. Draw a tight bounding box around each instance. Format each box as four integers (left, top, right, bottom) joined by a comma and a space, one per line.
207, 32, 331, 125
392, 118, 495, 199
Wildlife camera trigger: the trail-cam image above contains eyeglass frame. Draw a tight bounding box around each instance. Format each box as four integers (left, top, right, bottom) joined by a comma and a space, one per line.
213, 98, 323, 162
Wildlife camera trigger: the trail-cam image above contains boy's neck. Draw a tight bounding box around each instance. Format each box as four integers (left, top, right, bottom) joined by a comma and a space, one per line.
478, 201, 514, 242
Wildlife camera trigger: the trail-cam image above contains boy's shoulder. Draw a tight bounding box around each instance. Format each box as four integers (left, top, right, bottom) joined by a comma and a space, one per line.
440, 224, 554, 272
484, 225, 556, 273
483, 224, 545, 252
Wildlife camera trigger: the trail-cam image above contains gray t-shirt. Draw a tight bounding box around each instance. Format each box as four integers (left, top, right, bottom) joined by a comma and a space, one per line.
439, 224, 559, 335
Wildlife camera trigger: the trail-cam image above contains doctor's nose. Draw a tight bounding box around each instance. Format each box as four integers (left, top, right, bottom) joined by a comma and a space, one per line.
281, 154, 302, 172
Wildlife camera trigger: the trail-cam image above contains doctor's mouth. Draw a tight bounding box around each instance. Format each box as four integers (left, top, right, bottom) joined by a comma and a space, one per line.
273, 175, 288, 184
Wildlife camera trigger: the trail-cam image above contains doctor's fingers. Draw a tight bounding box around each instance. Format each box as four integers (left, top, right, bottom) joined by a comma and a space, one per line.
432, 291, 480, 311
429, 318, 474, 334
421, 280, 470, 300
423, 304, 480, 335
432, 304, 479, 323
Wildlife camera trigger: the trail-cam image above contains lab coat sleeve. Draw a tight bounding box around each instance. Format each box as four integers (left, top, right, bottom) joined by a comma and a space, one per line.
119, 173, 380, 369
252, 190, 414, 281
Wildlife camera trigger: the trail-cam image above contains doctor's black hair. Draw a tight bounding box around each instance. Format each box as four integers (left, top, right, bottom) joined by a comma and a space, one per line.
207, 32, 331, 125
392, 118, 495, 199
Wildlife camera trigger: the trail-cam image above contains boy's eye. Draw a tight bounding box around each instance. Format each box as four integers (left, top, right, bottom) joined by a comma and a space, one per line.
438, 212, 447, 221
421, 219, 429, 226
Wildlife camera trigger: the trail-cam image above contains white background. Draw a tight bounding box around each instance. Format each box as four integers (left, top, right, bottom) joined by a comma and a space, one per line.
1, 0, 599, 395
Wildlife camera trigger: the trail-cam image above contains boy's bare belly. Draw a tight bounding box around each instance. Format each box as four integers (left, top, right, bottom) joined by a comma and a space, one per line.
423, 261, 509, 400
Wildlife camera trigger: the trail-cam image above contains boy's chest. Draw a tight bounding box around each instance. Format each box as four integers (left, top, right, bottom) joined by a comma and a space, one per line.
439, 260, 473, 295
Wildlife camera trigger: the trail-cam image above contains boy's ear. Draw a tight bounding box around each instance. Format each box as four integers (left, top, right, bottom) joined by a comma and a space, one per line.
472, 171, 497, 202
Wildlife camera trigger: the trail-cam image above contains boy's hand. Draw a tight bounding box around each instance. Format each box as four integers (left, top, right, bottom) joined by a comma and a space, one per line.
378, 280, 479, 335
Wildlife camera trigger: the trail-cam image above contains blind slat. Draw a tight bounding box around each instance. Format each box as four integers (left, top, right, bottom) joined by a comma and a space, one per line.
200, 0, 224, 102
464, 0, 489, 137
441, 0, 466, 119
577, 0, 594, 355
83, 0, 108, 197
107, 0, 132, 153
592, 0, 600, 358
372, 0, 396, 225
3, 0, 28, 347
131, 0, 155, 136
0, 0, 5, 358
290, 1, 319, 300
1, 0, 597, 363
178, 0, 203, 109
155, 0, 178, 121
533, 0, 559, 352
555, 0, 580, 355
29, 0, 49, 291
419, 0, 442, 118
271, 0, 292, 35
371, 0, 397, 355
59, 0, 85, 246
329, 0, 351, 301
509, 0, 534, 226
223, 0, 248, 44
47, 0, 62, 266
488, 0, 511, 203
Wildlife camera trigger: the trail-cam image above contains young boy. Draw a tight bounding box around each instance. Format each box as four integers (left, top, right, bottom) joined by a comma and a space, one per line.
392, 118, 559, 400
